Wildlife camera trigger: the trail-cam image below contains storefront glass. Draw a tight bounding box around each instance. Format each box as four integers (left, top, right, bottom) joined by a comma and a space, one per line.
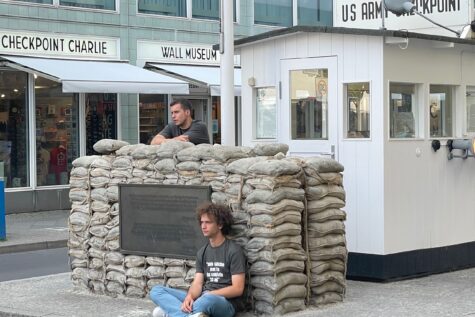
345, 82, 370, 138
11, 0, 53, 4
139, 94, 168, 144
429, 85, 454, 138
138, 0, 187, 17
290, 69, 328, 140
0, 69, 29, 188
298, 0, 333, 26
59, 0, 115, 10
254, 0, 292, 27
466, 86, 475, 133
212, 96, 220, 144
86, 94, 117, 154
256, 87, 277, 139
192, 0, 219, 20
389, 83, 418, 138
35, 77, 79, 186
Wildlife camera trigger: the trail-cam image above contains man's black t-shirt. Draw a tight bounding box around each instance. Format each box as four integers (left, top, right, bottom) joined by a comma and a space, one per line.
159, 120, 210, 145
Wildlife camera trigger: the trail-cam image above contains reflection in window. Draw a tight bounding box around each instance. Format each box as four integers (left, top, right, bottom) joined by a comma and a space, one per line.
193, 0, 219, 20
86, 94, 117, 155
466, 86, 475, 133
0, 69, 29, 188
256, 87, 277, 139
346, 82, 370, 138
138, 0, 186, 17
254, 0, 292, 27
11, 0, 53, 4
390, 83, 417, 138
139, 94, 168, 144
298, 0, 333, 26
429, 85, 453, 138
290, 69, 328, 140
60, 0, 115, 10
212, 96, 221, 144
35, 77, 79, 186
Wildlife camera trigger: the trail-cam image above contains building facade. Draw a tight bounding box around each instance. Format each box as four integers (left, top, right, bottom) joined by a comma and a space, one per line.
0, 0, 333, 213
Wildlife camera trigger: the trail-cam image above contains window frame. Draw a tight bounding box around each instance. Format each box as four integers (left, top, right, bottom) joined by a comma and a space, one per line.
428, 84, 456, 139
465, 85, 475, 137
388, 81, 424, 140
343, 81, 371, 140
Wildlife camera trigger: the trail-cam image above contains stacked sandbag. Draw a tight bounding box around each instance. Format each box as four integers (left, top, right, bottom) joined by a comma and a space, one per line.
303, 157, 347, 306
124, 255, 147, 297
242, 155, 308, 315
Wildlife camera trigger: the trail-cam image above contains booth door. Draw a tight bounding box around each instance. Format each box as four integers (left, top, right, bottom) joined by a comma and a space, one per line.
280, 57, 338, 158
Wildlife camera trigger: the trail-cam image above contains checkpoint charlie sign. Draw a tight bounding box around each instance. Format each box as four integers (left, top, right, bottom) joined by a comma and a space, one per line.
334, 0, 470, 32
0, 30, 119, 59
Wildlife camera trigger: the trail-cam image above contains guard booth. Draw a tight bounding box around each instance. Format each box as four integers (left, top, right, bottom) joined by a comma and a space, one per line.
234, 26, 475, 280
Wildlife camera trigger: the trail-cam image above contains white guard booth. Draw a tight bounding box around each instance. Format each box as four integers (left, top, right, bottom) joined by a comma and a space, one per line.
235, 26, 475, 281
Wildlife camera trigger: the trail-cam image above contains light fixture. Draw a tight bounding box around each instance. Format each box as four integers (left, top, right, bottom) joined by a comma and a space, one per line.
33, 74, 37, 79
0, 94, 5, 98
13, 89, 18, 93
447, 138, 475, 160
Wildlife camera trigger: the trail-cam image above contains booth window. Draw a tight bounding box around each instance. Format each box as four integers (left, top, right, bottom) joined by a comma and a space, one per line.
389, 83, 418, 138
138, 0, 186, 17
255, 87, 277, 139
254, 0, 292, 27
35, 77, 79, 186
0, 69, 29, 188
86, 94, 117, 155
290, 68, 328, 140
10, 0, 53, 4
466, 86, 475, 134
429, 85, 454, 138
345, 82, 370, 138
298, 0, 332, 26
192, 0, 219, 20
60, 0, 116, 10
139, 94, 168, 144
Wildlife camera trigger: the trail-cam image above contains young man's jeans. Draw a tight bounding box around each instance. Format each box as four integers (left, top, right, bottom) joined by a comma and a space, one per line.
150, 285, 235, 317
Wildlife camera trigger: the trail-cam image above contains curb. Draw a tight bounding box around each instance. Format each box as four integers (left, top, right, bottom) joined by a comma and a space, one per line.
0, 240, 67, 254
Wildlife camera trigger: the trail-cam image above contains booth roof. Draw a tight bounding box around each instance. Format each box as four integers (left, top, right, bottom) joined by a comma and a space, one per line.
213, 25, 475, 50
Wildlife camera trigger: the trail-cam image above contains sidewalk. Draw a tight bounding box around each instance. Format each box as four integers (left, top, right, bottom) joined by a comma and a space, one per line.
1, 267, 475, 317
0, 210, 69, 254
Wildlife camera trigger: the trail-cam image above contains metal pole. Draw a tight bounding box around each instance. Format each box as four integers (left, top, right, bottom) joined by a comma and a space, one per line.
220, 0, 235, 145
0, 180, 6, 240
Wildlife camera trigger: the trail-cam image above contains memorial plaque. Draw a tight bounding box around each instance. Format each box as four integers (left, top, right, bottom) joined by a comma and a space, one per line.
119, 184, 211, 259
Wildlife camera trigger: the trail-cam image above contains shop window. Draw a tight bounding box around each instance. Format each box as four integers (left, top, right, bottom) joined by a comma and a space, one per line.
466, 86, 475, 134
86, 94, 117, 155
138, 0, 187, 17
254, 0, 292, 27
429, 85, 454, 138
0, 69, 29, 188
35, 77, 79, 186
59, 0, 115, 10
345, 82, 370, 138
212, 96, 220, 144
256, 87, 277, 139
139, 94, 168, 144
192, 0, 219, 20
389, 83, 418, 138
10, 0, 53, 4
290, 69, 328, 140
298, 0, 332, 26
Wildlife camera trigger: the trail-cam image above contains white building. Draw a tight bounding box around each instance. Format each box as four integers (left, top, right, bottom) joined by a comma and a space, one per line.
235, 26, 475, 280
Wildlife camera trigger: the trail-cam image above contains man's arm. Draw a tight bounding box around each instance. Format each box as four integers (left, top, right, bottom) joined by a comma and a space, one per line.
181, 272, 204, 313
150, 133, 167, 145
207, 273, 245, 298
185, 122, 210, 145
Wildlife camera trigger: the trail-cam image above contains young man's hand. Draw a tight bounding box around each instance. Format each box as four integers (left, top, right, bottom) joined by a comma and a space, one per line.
181, 294, 194, 313
173, 135, 189, 142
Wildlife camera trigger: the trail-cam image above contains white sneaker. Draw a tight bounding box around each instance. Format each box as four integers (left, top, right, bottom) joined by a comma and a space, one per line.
152, 307, 166, 317
188, 313, 208, 317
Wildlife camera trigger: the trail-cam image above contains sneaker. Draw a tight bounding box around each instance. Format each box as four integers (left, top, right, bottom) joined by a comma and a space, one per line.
188, 313, 208, 317
152, 307, 166, 317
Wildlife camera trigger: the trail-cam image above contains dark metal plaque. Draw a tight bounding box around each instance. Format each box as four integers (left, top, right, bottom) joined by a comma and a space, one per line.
119, 184, 210, 259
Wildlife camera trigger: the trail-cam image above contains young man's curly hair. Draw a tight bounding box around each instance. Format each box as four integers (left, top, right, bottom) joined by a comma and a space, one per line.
196, 202, 234, 235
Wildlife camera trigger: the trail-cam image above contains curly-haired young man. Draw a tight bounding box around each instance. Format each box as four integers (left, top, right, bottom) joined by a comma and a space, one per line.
150, 202, 246, 317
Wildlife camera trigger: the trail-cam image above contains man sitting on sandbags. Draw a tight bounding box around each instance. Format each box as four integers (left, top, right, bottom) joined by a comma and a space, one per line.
150, 202, 246, 317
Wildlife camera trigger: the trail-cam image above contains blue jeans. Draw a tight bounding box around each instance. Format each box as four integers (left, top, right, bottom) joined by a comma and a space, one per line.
150, 285, 235, 317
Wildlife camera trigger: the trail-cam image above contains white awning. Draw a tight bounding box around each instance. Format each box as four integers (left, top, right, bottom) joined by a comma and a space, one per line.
0, 55, 189, 94
145, 63, 241, 96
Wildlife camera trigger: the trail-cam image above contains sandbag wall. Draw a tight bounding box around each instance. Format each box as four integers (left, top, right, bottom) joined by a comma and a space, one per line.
68, 139, 347, 315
